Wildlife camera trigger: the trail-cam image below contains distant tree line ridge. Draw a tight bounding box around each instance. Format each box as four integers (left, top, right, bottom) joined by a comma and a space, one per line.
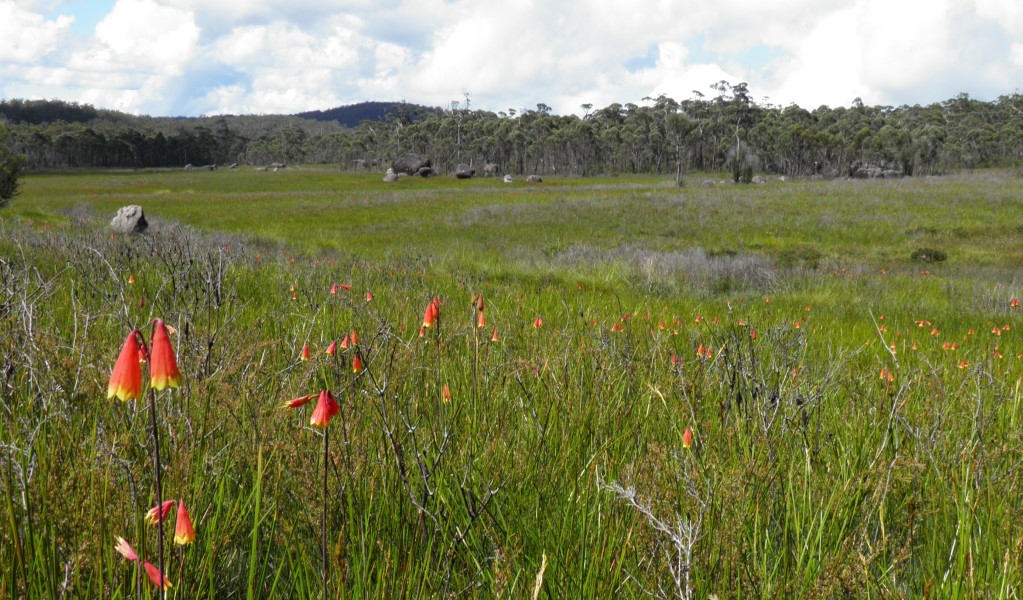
2, 83, 1022, 177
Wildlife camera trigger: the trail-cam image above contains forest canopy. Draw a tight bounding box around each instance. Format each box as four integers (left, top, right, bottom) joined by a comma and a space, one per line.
2, 84, 1021, 177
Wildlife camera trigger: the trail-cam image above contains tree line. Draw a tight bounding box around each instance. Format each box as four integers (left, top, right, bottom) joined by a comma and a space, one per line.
2, 83, 1022, 179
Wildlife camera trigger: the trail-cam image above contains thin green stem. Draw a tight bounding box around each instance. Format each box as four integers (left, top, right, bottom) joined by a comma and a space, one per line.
148, 387, 165, 600
322, 425, 329, 600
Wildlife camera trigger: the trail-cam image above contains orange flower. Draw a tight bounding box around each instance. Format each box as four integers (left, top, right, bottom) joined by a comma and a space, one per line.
422, 297, 440, 328
330, 283, 339, 295
107, 330, 143, 401
300, 344, 310, 361
149, 319, 181, 391
144, 562, 173, 589
324, 341, 337, 356
352, 354, 363, 373
476, 294, 485, 312
365, 290, 373, 302
958, 360, 969, 369
1011, 298, 1020, 308
442, 384, 452, 403
174, 500, 196, 545
339, 335, 350, 350
128, 275, 136, 285
491, 328, 499, 342
282, 393, 317, 409
349, 330, 359, 345
309, 390, 340, 427
671, 354, 679, 367
145, 499, 177, 525
682, 426, 693, 449
114, 536, 138, 561
533, 316, 544, 329
477, 311, 486, 328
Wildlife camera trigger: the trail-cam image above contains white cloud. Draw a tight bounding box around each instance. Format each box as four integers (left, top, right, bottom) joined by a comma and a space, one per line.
0, 0, 73, 62
1012, 43, 1023, 67
975, 0, 1023, 34
89, 0, 199, 75
2, 0, 1022, 116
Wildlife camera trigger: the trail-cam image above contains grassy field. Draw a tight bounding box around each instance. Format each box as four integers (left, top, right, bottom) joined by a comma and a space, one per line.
1, 167, 1022, 598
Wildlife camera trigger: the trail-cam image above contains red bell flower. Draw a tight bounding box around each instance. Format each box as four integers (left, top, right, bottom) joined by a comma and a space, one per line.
144, 562, 173, 589
309, 390, 340, 427
282, 393, 317, 409
108, 330, 144, 401
149, 319, 181, 391
114, 536, 138, 561
145, 499, 177, 525
174, 500, 196, 545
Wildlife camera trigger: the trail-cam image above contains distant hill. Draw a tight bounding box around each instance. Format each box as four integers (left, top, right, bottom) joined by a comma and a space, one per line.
295, 101, 441, 128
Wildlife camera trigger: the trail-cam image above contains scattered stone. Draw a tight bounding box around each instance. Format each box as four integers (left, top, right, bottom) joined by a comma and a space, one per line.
455, 164, 475, 179
383, 168, 398, 182
183, 164, 192, 170
752, 175, 767, 184
484, 163, 500, 177
503, 174, 513, 184
110, 205, 148, 234
228, 163, 238, 169
849, 161, 903, 179
526, 175, 543, 183
393, 155, 432, 176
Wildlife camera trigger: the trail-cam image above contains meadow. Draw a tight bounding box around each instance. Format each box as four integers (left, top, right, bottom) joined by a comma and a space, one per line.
1, 166, 1022, 598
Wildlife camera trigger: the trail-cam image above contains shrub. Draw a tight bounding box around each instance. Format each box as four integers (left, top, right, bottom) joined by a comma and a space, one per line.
0, 125, 27, 208
911, 247, 947, 263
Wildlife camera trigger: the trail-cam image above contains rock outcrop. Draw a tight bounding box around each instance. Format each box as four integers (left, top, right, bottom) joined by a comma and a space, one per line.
110, 205, 148, 234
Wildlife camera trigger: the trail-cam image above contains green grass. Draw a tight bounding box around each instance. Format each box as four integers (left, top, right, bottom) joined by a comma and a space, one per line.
1, 168, 1022, 598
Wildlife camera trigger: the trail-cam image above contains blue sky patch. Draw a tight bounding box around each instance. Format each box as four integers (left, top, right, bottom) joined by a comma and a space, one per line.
48, 0, 115, 35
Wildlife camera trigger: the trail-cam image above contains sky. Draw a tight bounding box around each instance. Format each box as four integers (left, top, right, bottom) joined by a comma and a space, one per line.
1, 0, 1022, 117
